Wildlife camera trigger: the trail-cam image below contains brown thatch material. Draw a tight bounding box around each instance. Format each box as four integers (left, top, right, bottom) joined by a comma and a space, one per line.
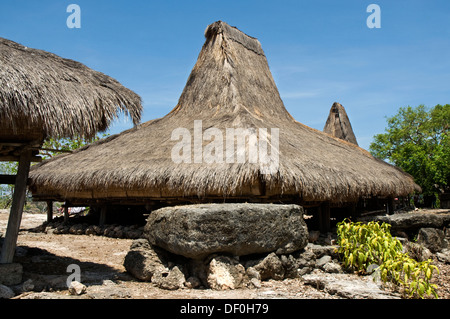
323, 102, 358, 146
0, 37, 142, 141
28, 21, 420, 204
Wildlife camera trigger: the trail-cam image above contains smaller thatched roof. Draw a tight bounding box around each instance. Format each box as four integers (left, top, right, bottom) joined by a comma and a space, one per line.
323, 102, 358, 146
0, 37, 142, 142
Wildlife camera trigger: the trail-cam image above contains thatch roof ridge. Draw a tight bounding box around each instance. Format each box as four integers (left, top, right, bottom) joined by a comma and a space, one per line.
205, 21, 265, 56
28, 21, 420, 203
0, 37, 142, 139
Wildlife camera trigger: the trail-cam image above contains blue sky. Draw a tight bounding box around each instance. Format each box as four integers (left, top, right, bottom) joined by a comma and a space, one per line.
1, 1, 449, 150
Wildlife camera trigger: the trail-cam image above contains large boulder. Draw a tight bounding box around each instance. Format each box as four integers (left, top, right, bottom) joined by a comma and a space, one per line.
144, 203, 308, 259
368, 212, 450, 233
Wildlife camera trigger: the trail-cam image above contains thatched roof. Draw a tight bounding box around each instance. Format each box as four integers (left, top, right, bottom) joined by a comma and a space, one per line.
323, 102, 358, 146
28, 21, 420, 205
0, 37, 142, 142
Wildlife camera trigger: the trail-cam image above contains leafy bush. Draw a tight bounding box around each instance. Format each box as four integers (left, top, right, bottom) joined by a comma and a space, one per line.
336, 219, 439, 299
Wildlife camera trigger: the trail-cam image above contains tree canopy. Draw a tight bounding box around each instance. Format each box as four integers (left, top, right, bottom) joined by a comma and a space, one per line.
370, 104, 450, 196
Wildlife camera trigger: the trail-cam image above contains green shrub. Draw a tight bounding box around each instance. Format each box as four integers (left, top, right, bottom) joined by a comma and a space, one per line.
336, 219, 439, 299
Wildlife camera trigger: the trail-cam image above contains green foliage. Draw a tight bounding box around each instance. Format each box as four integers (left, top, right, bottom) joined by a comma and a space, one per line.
369, 104, 450, 196
337, 220, 402, 271
337, 219, 439, 299
40, 133, 109, 160
379, 253, 439, 299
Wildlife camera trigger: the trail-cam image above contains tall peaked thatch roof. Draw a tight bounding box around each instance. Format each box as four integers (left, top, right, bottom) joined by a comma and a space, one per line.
323, 102, 358, 146
0, 37, 142, 141
29, 21, 420, 205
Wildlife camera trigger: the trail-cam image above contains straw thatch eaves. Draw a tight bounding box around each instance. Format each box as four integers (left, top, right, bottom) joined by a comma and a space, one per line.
0, 36, 142, 161
29, 21, 420, 207
323, 102, 358, 146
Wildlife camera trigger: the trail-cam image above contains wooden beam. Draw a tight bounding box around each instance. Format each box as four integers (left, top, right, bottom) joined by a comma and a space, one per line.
386, 196, 395, 215
319, 201, 331, 233
0, 174, 32, 185
0, 174, 17, 185
99, 206, 107, 226
350, 202, 359, 219
0, 142, 41, 148
64, 205, 69, 223
0, 150, 32, 264
0, 155, 42, 162
46, 201, 53, 223
38, 148, 73, 153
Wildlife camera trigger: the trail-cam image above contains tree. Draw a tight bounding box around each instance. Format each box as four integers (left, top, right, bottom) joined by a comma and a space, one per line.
370, 104, 450, 202
39, 133, 109, 159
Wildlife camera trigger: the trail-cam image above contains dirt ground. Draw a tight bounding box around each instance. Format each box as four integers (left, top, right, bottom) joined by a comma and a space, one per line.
1, 210, 449, 300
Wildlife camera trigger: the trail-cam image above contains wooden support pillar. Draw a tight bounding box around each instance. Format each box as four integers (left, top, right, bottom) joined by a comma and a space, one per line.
46, 201, 53, 223
319, 201, 331, 233
317, 205, 322, 231
386, 197, 395, 215
0, 151, 32, 264
350, 202, 357, 219
99, 206, 107, 226
64, 205, 69, 223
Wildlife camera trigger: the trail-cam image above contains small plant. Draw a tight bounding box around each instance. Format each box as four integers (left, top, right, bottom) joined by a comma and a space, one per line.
336, 219, 439, 299
337, 219, 402, 271
379, 253, 439, 298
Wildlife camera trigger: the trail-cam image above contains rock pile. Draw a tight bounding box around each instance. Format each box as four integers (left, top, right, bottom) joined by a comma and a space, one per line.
123, 202, 341, 291
123, 238, 343, 291
371, 210, 450, 233
41, 221, 144, 239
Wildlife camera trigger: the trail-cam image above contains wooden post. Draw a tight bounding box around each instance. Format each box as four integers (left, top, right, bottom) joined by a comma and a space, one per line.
317, 205, 322, 232
387, 197, 395, 215
99, 206, 107, 226
46, 201, 53, 223
347, 202, 356, 220
0, 150, 32, 264
64, 205, 69, 223
319, 202, 331, 233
